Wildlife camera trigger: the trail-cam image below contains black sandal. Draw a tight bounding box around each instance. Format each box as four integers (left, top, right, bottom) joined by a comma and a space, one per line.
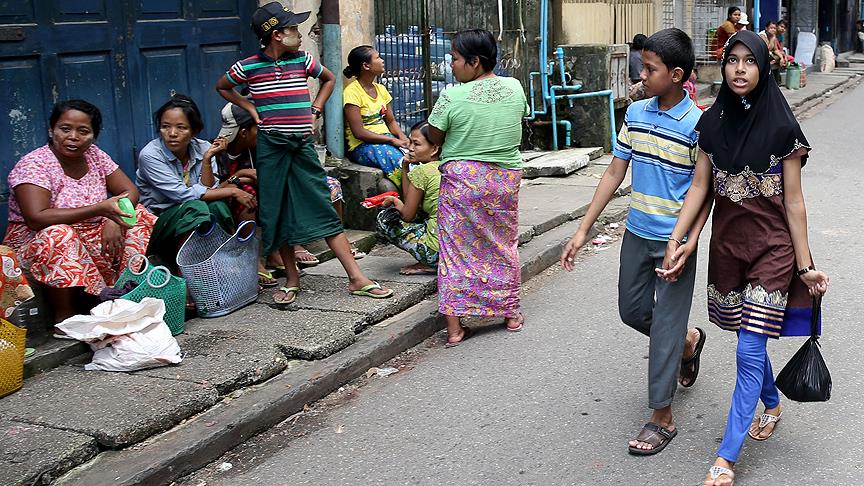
679, 327, 706, 388
628, 422, 677, 456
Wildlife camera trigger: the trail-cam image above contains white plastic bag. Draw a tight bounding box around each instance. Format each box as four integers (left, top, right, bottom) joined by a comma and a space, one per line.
56, 298, 182, 371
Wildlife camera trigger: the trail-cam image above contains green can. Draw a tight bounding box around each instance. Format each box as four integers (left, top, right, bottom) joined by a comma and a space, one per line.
785, 64, 801, 90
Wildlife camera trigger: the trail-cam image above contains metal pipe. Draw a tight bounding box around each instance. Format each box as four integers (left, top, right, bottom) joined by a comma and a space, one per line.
555, 47, 574, 107
753, 0, 761, 33
549, 88, 617, 151
321, 0, 344, 159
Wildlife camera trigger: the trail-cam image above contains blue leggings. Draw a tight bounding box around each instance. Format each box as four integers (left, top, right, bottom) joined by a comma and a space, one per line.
716, 329, 781, 463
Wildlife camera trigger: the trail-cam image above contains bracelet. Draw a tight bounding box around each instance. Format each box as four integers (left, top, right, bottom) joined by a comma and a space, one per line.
797, 265, 815, 276
310, 106, 322, 118
668, 236, 684, 246
226, 175, 241, 186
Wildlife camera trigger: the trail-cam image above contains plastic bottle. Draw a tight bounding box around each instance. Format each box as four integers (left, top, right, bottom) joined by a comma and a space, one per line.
117, 197, 137, 226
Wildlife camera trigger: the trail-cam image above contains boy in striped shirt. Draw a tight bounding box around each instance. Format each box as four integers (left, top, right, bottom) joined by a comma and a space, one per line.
216, 2, 393, 304
559, 28, 709, 456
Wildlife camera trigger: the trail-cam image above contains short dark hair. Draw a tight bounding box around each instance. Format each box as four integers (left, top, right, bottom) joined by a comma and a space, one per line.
50, 99, 102, 139
154, 94, 204, 135
727, 6, 741, 20
451, 29, 497, 72
778, 19, 787, 27
344, 45, 374, 78
632, 34, 647, 51
644, 28, 695, 82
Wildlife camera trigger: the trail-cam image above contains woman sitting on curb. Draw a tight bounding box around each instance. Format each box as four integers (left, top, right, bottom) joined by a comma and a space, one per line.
377, 121, 441, 275
136, 94, 254, 270
343, 45, 410, 193
3, 99, 156, 323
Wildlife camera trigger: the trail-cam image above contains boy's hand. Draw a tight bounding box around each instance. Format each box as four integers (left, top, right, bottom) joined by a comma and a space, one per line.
560, 231, 588, 271
656, 240, 696, 282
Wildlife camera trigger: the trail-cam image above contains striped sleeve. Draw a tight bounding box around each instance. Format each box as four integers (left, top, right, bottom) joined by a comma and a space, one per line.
305, 53, 324, 79
227, 60, 248, 85
612, 110, 632, 160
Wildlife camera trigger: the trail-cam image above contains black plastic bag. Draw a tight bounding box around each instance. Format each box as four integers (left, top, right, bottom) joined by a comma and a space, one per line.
775, 297, 831, 402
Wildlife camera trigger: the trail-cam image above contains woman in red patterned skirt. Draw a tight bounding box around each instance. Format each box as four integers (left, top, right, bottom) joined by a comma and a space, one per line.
3, 100, 156, 323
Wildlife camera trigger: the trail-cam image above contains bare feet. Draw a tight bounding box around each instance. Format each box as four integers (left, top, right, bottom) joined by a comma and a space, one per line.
399, 263, 436, 275
704, 458, 735, 486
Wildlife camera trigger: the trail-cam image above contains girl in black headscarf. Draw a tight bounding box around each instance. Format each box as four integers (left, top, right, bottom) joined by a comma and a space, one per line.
657, 30, 829, 486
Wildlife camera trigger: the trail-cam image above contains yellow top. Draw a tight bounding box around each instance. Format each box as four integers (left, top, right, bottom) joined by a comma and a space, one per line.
343, 80, 394, 151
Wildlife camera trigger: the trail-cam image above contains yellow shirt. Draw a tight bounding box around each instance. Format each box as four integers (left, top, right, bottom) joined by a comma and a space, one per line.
343, 80, 393, 152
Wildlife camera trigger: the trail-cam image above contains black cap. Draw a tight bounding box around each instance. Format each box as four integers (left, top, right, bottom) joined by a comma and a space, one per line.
252, 1, 311, 40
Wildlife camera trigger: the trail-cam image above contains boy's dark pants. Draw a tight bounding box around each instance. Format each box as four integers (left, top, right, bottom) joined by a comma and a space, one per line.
618, 230, 697, 409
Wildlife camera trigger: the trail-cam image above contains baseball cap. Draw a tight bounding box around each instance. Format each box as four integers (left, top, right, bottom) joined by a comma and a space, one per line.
252, 2, 311, 40
217, 103, 255, 143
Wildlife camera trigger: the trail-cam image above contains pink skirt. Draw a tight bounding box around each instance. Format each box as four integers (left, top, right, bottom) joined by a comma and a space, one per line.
437, 160, 521, 318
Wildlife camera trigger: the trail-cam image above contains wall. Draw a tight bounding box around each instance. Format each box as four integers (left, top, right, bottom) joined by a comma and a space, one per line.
558, 0, 656, 45
339, 0, 375, 77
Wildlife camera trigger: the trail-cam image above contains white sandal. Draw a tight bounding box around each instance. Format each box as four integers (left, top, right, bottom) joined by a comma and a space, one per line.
707, 465, 735, 485
748, 410, 782, 441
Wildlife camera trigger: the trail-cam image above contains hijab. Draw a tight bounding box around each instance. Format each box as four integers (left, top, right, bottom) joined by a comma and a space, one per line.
696, 30, 809, 175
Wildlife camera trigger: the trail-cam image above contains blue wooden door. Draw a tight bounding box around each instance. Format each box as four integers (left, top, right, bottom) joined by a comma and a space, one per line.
0, 0, 257, 233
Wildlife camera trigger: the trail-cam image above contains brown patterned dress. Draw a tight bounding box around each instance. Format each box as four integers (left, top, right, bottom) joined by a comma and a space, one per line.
705, 144, 818, 338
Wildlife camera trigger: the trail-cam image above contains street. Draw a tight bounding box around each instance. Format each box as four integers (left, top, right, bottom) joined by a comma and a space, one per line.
181, 83, 864, 486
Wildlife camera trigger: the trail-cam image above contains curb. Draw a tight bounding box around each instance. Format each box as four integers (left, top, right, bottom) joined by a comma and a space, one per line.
57, 201, 630, 486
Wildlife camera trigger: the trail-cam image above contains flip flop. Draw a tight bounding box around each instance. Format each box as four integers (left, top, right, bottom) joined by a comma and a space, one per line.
748, 410, 782, 441
707, 465, 735, 485
506, 313, 525, 332
350, 282, 393, 299
295, 250, 320, 267
24, 347, 35, 358
258, 271, 279, 288
628, 422, 677, 456
679, 327, 706, 388
351, 248, 367, 260
445, 326, 474, 348
273, 286, 299, 305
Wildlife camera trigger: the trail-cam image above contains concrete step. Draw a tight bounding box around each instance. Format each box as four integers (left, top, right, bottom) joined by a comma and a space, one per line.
521, 147, 603, 179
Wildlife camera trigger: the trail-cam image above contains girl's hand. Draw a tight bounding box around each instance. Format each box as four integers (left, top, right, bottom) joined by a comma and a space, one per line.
97, 193, 133, 228
656, 240, 696, 282
381, 195, 402, 208
800, 270, 829, 297
232, 188, 257, 209
560, 231, 588, 271
389, 137, 409, 149
101, 220, 125, 260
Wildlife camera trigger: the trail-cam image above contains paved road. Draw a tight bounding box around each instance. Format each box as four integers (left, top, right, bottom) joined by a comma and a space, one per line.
182, 83, 864, 486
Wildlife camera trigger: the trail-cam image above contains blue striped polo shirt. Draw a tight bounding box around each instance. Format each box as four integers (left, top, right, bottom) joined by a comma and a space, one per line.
226, 50, 323, 135
613, 93, 701, 241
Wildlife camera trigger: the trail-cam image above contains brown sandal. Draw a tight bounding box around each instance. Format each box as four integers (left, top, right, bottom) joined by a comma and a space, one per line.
628, 422, 677, 455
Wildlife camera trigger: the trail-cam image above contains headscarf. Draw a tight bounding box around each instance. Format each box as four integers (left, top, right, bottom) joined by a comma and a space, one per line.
696, 30, 809, 175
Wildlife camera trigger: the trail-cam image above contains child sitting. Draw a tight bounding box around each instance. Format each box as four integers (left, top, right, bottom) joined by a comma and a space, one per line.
377, 121, 441, 275
342, 45, 410, 193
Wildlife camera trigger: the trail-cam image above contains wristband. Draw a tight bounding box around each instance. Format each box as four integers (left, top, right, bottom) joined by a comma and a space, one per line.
310, 106, 322, 118
797, 265, 815, 276
668, 236, 684, 246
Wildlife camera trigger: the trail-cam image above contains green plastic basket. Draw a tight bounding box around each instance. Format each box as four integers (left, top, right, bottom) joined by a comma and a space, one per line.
113, 254, 187, 335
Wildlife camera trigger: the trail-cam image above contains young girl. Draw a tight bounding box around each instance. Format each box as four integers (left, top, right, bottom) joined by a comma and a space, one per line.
377, 121, 441, 275
343, 45, 410, 192
657, 31, 829, 486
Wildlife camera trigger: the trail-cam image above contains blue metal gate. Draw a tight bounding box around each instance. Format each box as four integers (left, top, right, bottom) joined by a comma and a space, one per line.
0, 0, 257, 231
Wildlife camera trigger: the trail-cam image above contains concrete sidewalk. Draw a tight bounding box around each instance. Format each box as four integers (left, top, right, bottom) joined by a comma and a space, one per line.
2, 65, 861, 486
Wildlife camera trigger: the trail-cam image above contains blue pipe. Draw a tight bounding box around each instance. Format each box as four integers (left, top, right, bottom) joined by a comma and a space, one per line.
322, 17, 344, 158
753, 0, 761, 32
555, 48, 573, 107
550, 88, 617, 151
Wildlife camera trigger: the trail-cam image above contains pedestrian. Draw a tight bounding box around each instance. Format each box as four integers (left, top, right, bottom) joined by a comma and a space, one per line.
629, 34, 647, 83
4, 99, 157, 323
713, 6, 741, 59
215, 1, 392, 304
137, 94, 244, 273
560, 28, 707, 455
426, 29, 527, 346
657, 31, 829, 486
758, 20, 786, 84
342, 45, 411, 193
376, 120, 441, 276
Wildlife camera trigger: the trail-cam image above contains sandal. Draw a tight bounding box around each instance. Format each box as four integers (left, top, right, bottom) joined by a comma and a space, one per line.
273, 286, 299, 305
258, 271, 278, 288
445, 326, 474, 348
628, 422, 677, 455
680, 327, 706, 387
351, 248, 366, 260
706, 465, 735, 485
748, 409, 782, 441
295, 249, 320, 268
506, 313, 525, 332
350, 282, 393, 299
